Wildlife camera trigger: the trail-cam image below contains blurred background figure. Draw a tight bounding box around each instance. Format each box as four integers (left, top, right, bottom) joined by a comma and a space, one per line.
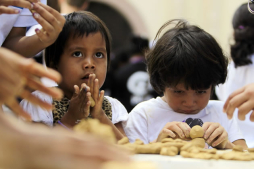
216, 2, 254, 148
102, 35, 158, 112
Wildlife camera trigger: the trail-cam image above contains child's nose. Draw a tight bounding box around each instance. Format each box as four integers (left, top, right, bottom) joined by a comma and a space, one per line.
182, 96, 196, 107
83, 58, 95, 69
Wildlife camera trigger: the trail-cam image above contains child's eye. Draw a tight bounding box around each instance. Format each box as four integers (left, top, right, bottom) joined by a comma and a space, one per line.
95, 52, 103, 58
72, 52, 83, 57
196, 90, 206, 94
174, 90, 183, 94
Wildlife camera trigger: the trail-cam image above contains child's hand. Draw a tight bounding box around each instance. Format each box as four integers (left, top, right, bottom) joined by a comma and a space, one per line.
66, 84, 92, 122
157, 121, 191, 141
0, 0, 38, 14
202, 122, 228, 148
88, 74, 105, 120
31, 2, 65, 47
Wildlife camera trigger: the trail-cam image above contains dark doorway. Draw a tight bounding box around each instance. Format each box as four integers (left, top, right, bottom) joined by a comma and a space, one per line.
87, 2, 133, 53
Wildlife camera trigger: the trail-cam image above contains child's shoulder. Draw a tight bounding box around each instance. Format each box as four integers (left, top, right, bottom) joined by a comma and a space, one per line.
205, 100, 225, 114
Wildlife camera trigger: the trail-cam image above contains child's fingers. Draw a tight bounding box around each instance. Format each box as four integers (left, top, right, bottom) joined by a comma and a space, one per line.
0, 0, 35, 9
211, 131, 227, 147
0, 6, 20, 14
5, 100, 31, 121
206, 126, 224, 145
237, 100, 254, 121
20, 58, 62, 83
178, 122, 191, 138
26, 76, 63, 99
89, 74, 95, 96
223, 87, 244, 112
225, 92, 248, 120
99, 90, 104, 104
19, 89, 53, 110
37, 2, 65, 26
203, 123, 220, 140
72, 85, 80, 98
170, 124, 185, 139
162, 128, 176, 138
93, 79, 99, 100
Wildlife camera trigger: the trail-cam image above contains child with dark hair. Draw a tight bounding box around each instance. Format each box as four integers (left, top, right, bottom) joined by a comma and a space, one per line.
123, 19, 247, 149
216, 3, 254, 148
21, 11, 128, 140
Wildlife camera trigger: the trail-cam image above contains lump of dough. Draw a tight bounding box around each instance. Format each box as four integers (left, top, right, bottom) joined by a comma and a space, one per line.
190, 125, 204, 139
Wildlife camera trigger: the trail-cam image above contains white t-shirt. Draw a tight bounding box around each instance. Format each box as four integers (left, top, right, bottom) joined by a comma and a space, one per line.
123, 97, 243, 144
0, 0, 47, 46
20, 91, 128, 127
216, 55, 254, 148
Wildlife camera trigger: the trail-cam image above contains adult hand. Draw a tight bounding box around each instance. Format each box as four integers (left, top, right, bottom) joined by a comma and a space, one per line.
31, 2, 65, 47
223, 83, 254, 121
0, 0, 38, 14
202, 122, 229, 148
0, 48, 63, 120
0, 112, 130, 169
156, 121, 191, 142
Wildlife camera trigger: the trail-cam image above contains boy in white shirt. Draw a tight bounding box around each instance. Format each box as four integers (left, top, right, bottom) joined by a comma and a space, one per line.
123, 19, 247, 149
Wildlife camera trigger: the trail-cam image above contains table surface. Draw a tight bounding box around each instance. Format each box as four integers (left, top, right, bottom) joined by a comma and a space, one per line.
132, 153, 254, 169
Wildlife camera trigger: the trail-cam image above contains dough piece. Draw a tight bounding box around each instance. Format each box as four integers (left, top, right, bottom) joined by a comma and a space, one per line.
233, 145, 244, 152
248, 148, 254, 153
161, 138, 174, 143
101, 161, 158, 169
73, 119, 116, 143
191, 138, 205, 148
133, 139, 144, 145
162, 142, 186, 150
180, 142, 193, 151
160, 146, 178, 156
117, 137, 129, 145
190, 125, 204, 139
135, 143, 162, 154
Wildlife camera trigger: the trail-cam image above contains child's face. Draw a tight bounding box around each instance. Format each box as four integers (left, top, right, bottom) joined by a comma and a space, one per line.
163, 83, 212, 114
57, 32, 107, 99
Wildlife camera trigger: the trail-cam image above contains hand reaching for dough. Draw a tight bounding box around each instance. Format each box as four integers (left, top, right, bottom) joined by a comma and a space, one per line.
61, 83, 92, 127
223, 83, 254, 121
202, 122, 229, 148
157, 121, 191, 141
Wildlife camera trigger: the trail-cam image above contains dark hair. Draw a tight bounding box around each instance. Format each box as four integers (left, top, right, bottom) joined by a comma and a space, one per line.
45, 11, 111, 71
146, 19, 228, 95
231, 3, 254, 67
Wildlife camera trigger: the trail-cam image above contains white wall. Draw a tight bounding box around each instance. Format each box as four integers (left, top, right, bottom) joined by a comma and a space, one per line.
93, 0, 249, 55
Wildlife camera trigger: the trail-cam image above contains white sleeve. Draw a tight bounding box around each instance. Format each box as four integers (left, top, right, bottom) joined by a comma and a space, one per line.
105, 96, 128, 124
122, 105, 149, 144
20, 90, 53, 127
0, 7, 20, 46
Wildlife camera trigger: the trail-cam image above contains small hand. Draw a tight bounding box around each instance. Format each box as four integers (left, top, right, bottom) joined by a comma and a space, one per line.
31, 2, 65, 47
202, 122, 228, 148
157, 121, 191, 141
67, 83, 91, 121
223, 83, 254, 121
88, 74, 104, 119
0, 0, 38, 14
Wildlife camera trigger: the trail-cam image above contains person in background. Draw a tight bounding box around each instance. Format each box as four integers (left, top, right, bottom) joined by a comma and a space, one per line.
111, 35, 158, 112
216, 3, 254, 148
123, 19, 247, 149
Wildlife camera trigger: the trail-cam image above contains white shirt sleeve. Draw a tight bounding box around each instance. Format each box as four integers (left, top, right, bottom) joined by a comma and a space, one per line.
123, 104, 149, 144
20, 90, 53, 126
105, 96, 128, 124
